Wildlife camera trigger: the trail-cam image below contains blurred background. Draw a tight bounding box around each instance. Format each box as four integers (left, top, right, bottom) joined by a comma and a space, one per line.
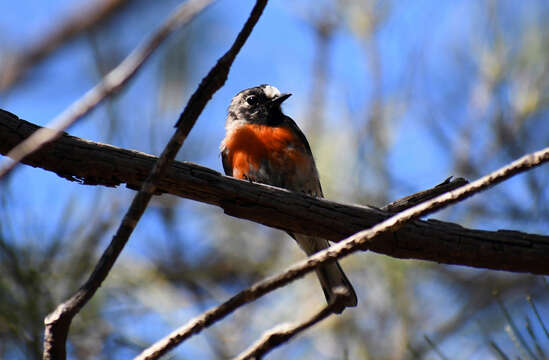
1, 0, 549, 359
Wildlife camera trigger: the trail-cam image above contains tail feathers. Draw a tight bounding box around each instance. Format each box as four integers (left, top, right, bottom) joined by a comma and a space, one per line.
293, 234, 358, 313
315, 261, 358, 313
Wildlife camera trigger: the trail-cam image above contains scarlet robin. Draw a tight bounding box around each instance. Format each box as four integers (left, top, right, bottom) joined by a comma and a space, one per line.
220, 84, 357, 313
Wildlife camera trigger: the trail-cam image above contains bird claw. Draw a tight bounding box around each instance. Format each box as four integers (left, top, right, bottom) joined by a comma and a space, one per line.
243, 174, 253, 183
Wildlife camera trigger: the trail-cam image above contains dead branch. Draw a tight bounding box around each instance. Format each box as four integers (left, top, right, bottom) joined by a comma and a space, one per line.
381, 176, 469, 212
1, 109, 548, 276
40, 0, 269, 358
0, 0, 131, 92
135, 141, 549, 359
0, 0, 214, 179
233, 288, 346, 360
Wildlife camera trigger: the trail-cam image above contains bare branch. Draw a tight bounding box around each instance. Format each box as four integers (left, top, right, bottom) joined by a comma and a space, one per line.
1, 109, 549, 276
41, 0, 268, 358
381, 176, 468, 213
0, 0, 131, 91
233, 288, 347, 360
134, 140, 549, 359
423, 334, 449, 360
0, 110, 549, 275
0, 0, 215, 180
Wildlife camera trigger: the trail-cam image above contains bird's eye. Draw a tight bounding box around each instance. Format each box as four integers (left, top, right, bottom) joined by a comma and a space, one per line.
246, 96, 258, 105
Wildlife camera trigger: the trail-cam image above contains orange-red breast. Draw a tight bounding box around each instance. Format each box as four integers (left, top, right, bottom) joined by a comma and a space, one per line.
220, 84, 357, 313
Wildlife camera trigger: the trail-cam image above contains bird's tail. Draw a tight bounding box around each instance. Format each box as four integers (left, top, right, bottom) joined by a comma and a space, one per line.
294, 234, 357, 313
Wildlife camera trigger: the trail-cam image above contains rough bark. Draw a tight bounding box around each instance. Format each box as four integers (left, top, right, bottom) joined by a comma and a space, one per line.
1, 108, 549, 275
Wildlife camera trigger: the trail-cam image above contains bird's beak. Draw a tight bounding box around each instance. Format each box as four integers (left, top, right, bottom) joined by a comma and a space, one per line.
268, 93, 292, 107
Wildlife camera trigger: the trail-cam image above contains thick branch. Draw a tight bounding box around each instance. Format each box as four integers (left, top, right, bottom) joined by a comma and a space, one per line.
136, 140, 549, 359
0, 0, 215, 179
2, 109, 548, 275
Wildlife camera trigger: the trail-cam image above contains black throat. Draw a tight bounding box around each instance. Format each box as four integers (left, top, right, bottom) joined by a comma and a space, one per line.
267, 107, 285, 126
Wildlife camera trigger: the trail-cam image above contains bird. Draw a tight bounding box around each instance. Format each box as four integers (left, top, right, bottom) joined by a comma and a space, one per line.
220, 84, 357, 313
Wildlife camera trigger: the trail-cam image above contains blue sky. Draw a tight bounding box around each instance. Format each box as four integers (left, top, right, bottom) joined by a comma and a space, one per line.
1, 0, 548, 359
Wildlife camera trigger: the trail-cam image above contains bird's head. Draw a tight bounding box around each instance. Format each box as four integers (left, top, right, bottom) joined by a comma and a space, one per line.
227, 84, 291, 126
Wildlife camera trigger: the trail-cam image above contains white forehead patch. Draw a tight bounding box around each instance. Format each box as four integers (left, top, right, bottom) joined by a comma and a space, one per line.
262, 85, 281, 99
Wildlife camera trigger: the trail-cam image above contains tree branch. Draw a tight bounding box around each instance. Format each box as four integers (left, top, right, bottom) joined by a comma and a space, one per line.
0, 0, 131, 92
381, 176, 469, 213
2, 109, 548, 276
40, 0, 268, 358
0, 0, 215, 179
233, 288, 346, 360
135, 140, 549, 359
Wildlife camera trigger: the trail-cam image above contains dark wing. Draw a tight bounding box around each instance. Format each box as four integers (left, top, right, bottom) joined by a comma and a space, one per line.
283, 115, 314, 157
221, 149, 233, 177
283, 115, 324, 197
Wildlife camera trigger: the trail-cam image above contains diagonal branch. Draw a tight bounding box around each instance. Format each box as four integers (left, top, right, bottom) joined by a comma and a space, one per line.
2, 109, 548, 275
381, 176, 469, 213
233, 288, 347, 360
135, 143, 549, 359
0, 0, 215, 180
41, 0, 268, 358
0, 0, 131, 92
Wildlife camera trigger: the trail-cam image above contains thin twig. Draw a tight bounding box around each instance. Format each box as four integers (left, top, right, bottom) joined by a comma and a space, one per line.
0, 0, 215, 180
135, 145, 549, 358
504, 325, 531, 360
381, 176, 468, 213
423, 334, 449, 360
496, 296, 538, 360
42, 0, 268, 358
490, 340, 511, 360
233, 288, 347, 360
527, 296, 549, 340
525, 315, 546, 360
406, 343, 423, 360
0, 0, 131, 91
